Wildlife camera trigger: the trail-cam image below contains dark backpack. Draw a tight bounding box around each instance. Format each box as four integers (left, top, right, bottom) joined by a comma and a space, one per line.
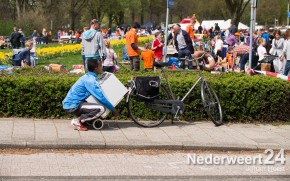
12, 53, 22, 66
134, 76, 160, 101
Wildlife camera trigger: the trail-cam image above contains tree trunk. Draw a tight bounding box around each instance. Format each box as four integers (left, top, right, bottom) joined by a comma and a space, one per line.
131, 11, 135, 23
16, 0, 21, 21
22, 0, 25, 15
224, 0, 250, 26
71, 14, 75, 30
119, 11, 124, 24
108, 13, 113, 28
231, 12, 239, 27
141, 10, 144, 25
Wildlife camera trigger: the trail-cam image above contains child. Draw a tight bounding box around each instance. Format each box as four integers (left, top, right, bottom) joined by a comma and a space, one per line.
282, 29, 290, 76
257, 38, 267, 62
18, 40, 33, 67
102, 39, 117, 73
214, 35, 223, 58
62, 58, 119, 131
152, 32, 163, 62
141, 43, 155, 71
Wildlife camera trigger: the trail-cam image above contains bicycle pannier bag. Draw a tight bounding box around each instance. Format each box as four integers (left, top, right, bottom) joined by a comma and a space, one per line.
134, 76, 160, 101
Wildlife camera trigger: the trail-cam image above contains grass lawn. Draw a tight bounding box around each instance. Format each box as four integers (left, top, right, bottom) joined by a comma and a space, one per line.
38, 54, 83, 70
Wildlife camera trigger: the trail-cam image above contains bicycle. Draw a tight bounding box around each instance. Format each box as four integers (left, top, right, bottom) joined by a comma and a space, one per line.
126, 52, 223, 128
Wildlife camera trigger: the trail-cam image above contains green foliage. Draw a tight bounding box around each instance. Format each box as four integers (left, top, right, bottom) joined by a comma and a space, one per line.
0, 20, 14, 36
0, 69, 289, 123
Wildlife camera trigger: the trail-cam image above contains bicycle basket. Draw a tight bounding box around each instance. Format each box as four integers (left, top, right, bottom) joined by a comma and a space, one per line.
134, 76, 160, 101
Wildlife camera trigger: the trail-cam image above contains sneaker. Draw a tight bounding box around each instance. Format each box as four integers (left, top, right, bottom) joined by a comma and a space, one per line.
71, 118, 78, 130
71, 118, 88, 131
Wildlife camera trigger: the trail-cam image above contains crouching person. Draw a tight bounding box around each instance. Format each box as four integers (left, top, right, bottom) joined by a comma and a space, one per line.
62, 58, 119, 131
18, 40, 34, 67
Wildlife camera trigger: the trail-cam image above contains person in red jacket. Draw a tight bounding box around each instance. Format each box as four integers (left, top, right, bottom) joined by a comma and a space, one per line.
152, 32, 164, 62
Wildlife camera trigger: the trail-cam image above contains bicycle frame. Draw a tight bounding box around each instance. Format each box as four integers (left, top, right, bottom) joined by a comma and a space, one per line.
158, 54, 206, 103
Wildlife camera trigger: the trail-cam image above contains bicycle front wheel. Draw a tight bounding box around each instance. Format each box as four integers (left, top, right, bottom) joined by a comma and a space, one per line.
201, 81, 223, 126
127, 84, 171, 128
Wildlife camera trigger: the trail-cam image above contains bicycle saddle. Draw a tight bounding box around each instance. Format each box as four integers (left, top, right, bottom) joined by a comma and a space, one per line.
153, 61, 168, 68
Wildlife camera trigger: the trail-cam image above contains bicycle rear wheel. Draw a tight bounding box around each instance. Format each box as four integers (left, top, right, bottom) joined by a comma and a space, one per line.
201, 81, 223, 126
127, 84, 171, 127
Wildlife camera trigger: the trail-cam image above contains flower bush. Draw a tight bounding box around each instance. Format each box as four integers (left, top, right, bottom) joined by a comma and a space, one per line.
0, 52, 12, 65
0, 35, 153, 65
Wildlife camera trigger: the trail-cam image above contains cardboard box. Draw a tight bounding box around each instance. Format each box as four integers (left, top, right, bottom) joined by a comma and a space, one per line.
86, 72, 128, 118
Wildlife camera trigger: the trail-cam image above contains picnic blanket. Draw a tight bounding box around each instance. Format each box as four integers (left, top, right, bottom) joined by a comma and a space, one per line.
0, 65, 12, 71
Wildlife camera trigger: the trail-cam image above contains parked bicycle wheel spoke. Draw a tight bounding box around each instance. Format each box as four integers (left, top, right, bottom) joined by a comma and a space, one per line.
201, 81, 223, 126
127, 84, 171, 128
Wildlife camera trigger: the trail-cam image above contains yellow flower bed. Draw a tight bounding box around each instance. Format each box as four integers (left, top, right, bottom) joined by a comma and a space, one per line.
0, 35, 153, 65
0, 52, 12, 65
36, 44, 82, 58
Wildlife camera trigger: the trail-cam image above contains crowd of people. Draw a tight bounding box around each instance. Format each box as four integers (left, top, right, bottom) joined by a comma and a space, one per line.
5, 15, 290, 77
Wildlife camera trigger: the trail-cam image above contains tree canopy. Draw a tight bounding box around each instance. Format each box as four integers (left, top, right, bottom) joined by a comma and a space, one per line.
0, 0, 288, 35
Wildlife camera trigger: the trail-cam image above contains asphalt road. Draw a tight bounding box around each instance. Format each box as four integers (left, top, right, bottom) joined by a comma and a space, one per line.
0, 149, 289, 181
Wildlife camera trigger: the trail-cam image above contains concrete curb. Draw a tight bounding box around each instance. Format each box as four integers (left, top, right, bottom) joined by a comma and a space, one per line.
2, 140, 289, 151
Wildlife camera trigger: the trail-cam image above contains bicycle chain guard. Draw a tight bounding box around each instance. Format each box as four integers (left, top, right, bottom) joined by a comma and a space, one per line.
146, 99, 185, 115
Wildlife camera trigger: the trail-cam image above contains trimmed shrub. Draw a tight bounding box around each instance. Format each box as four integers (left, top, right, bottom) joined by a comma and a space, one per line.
0, 68, 289, 122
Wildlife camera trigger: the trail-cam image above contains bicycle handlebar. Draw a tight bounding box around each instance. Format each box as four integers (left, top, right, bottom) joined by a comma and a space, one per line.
179, 52, 207, 67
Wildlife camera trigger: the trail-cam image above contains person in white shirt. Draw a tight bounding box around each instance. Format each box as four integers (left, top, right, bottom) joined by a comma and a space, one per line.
270, 30, 285, 73
102, 39, 117, 73
281, 29, 290, 76
257, 38, 267, 61
214, 35, 224, 58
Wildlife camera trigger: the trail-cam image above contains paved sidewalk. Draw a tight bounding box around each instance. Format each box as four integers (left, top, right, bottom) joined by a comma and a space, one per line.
0, 118, 290, 151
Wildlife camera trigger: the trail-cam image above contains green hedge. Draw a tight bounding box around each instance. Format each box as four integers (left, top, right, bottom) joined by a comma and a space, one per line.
0, 68, 289, 123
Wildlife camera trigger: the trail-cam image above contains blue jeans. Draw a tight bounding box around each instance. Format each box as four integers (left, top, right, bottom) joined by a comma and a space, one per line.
240, 52, 258, 71
178, 48, 193, 69
82, 55, 85, 66
284, 60, 290, 76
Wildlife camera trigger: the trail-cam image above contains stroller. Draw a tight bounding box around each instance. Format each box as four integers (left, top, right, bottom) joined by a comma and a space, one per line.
253, 55, 277, 72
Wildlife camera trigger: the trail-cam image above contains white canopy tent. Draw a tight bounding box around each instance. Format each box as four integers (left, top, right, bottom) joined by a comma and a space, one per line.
201, 20, 225, 30
221, 19, 249, 30
201, 19, 249, 30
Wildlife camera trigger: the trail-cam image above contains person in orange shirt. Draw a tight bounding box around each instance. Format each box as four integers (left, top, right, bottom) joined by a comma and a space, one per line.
126, 22, 141, 71
141, 43, 155, 71
75, 31, 80, 43
186, 18, 195, 41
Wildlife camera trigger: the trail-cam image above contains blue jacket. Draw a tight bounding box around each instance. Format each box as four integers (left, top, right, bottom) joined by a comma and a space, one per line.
262, 32, 269, 43
62, 72, 114, 111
